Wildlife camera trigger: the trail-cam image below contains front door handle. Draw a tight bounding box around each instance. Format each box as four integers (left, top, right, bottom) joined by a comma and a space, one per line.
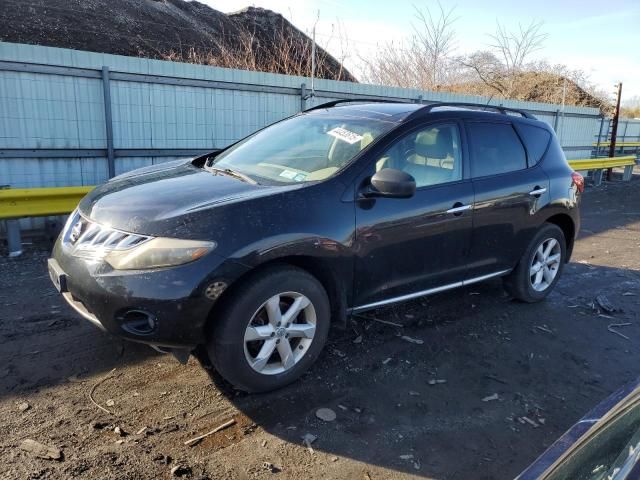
529, 186, 547, 197
446, 203, 472, 215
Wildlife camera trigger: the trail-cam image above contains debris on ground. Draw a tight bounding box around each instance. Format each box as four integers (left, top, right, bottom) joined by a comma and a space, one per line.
302, 433, 317, 444
263, 462, 281, 473
534, 325, 553, 334
330, 348, 346, 358
382, 357, 392, 365
400, 336, 424, 345
88, 368, 117, 415
482, 393, 499, 402
17, 401, 30, 412
302, 433, 317, 453
408, 391, 420, 396
315, 408, 337, 422
607, 322, 632, 340
19, 439, 63, 460
170, 465, 191, 477
105, 399, 115, 407
355, 314, 403, 328
353, 335, 363, 344
399, 454, 414, 460
114, 426, 127, 437
184, 418, 236, 446
595, 294, 617, 313
427, 379, 447, 386
519, 416, 539, 428
484, 374, 508, 385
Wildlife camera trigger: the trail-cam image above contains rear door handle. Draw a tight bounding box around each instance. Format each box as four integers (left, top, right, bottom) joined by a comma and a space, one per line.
529, 187, 547, 196
446, 203, 472, 215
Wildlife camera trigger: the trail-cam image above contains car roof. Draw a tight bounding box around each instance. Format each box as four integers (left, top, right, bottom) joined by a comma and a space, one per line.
305, 102, 424, 123
305, 101, 549, 129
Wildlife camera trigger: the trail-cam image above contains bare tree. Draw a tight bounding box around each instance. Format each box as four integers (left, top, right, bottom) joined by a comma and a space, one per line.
489, 21, 547, 74
458, 20, 547, 97
412, 3, 458, 86
359, 2, 458, 90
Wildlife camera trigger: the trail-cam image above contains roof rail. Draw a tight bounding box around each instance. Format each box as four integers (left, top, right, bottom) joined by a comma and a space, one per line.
421, 102, 536, 119
303, 98, 409, 112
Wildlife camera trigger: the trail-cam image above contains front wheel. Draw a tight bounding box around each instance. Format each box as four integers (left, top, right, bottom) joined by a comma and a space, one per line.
206, 266, 330, 392
503, 223, 566, 303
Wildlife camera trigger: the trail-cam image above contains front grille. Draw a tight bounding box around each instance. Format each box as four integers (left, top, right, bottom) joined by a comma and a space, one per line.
63, 210, 152, 258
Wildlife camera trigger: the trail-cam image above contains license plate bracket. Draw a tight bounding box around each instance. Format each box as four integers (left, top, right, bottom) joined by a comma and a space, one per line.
48, 258, 68, 293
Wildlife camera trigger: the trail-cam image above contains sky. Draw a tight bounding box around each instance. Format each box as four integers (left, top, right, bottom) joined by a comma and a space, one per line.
202, 0, 640, 103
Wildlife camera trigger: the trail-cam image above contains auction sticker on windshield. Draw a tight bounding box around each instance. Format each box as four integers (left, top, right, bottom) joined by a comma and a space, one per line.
327, 127, 363, 145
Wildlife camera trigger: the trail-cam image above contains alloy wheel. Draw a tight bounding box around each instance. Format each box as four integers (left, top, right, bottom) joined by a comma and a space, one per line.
243, 292, 316, 375
529, 238, 562, 292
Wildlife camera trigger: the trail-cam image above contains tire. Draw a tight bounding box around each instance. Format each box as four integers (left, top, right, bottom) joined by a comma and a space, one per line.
206, 265, 330, 393
503, 223, 566, 303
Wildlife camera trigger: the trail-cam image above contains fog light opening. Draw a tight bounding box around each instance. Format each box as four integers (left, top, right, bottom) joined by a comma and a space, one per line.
118, 309, 157, 336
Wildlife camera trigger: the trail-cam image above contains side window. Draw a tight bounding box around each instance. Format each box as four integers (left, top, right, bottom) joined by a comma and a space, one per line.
514, 123, 552, 165
466, 122, 527, 177
374, 123, 462, 188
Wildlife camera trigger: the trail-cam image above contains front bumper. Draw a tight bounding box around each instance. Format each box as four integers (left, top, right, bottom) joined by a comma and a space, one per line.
49, 237, 248, 348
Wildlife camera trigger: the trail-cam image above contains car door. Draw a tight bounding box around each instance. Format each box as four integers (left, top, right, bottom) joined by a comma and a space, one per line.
352, 121, 474, 310
465, 120, 550, 278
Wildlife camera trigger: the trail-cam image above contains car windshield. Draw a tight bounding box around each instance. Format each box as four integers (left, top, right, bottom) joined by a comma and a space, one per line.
209, 113, 396, 185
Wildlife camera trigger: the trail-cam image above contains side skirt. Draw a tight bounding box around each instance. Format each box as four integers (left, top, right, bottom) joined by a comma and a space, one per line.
349, 269, 511, 314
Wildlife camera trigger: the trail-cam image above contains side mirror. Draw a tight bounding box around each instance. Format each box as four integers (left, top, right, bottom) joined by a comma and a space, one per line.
366, 168, 416, 198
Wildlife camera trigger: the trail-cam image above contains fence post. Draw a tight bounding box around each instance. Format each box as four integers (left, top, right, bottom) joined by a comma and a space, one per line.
101, 66, 115, 178
553, 109, 560, 131
300, 83, 307, 111
6, 219, 22, 257
595, 116, 605, 157
621, 121, 629, 154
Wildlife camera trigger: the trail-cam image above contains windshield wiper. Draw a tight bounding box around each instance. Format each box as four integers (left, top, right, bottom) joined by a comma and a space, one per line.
206, 166, 257, 185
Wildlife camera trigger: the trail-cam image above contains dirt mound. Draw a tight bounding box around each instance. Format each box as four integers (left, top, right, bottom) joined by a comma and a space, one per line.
0, 0, 355, 81
444, 72, 608, 112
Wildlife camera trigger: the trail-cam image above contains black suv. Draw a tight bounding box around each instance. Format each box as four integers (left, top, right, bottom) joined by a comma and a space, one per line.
49, 101, 583, 392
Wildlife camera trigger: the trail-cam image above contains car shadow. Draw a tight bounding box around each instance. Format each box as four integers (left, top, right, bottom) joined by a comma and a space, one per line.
202, 259, 640, 479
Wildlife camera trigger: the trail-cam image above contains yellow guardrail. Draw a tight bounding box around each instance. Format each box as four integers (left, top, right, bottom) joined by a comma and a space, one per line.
593, 142, 640, 147
0, 186, 93, 219
568, 155, 637, 171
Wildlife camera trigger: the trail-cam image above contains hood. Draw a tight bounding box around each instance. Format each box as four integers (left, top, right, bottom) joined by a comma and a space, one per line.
79, 160, 288, 238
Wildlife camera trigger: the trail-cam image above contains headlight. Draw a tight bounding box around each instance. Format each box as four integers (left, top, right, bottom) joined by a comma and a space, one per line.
105, 237, 216, 270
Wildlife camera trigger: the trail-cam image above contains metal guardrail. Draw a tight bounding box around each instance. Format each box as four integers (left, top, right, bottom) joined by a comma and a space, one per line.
568, 155, 637, 185
592, 142, 640, 147
568, 155, 637, 170
0, 186, 92, 220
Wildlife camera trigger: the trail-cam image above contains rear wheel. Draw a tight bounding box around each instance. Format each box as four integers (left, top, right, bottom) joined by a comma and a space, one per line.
503, 223, 566, 303
207, 266, 330, 392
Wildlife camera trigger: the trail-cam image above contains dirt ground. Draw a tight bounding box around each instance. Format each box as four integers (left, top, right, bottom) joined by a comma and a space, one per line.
1, 171, 640, 480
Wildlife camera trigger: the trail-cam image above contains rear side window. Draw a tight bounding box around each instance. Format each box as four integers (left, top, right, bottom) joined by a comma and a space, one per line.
466, 122, 527, 177
514, 123, 552, 165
